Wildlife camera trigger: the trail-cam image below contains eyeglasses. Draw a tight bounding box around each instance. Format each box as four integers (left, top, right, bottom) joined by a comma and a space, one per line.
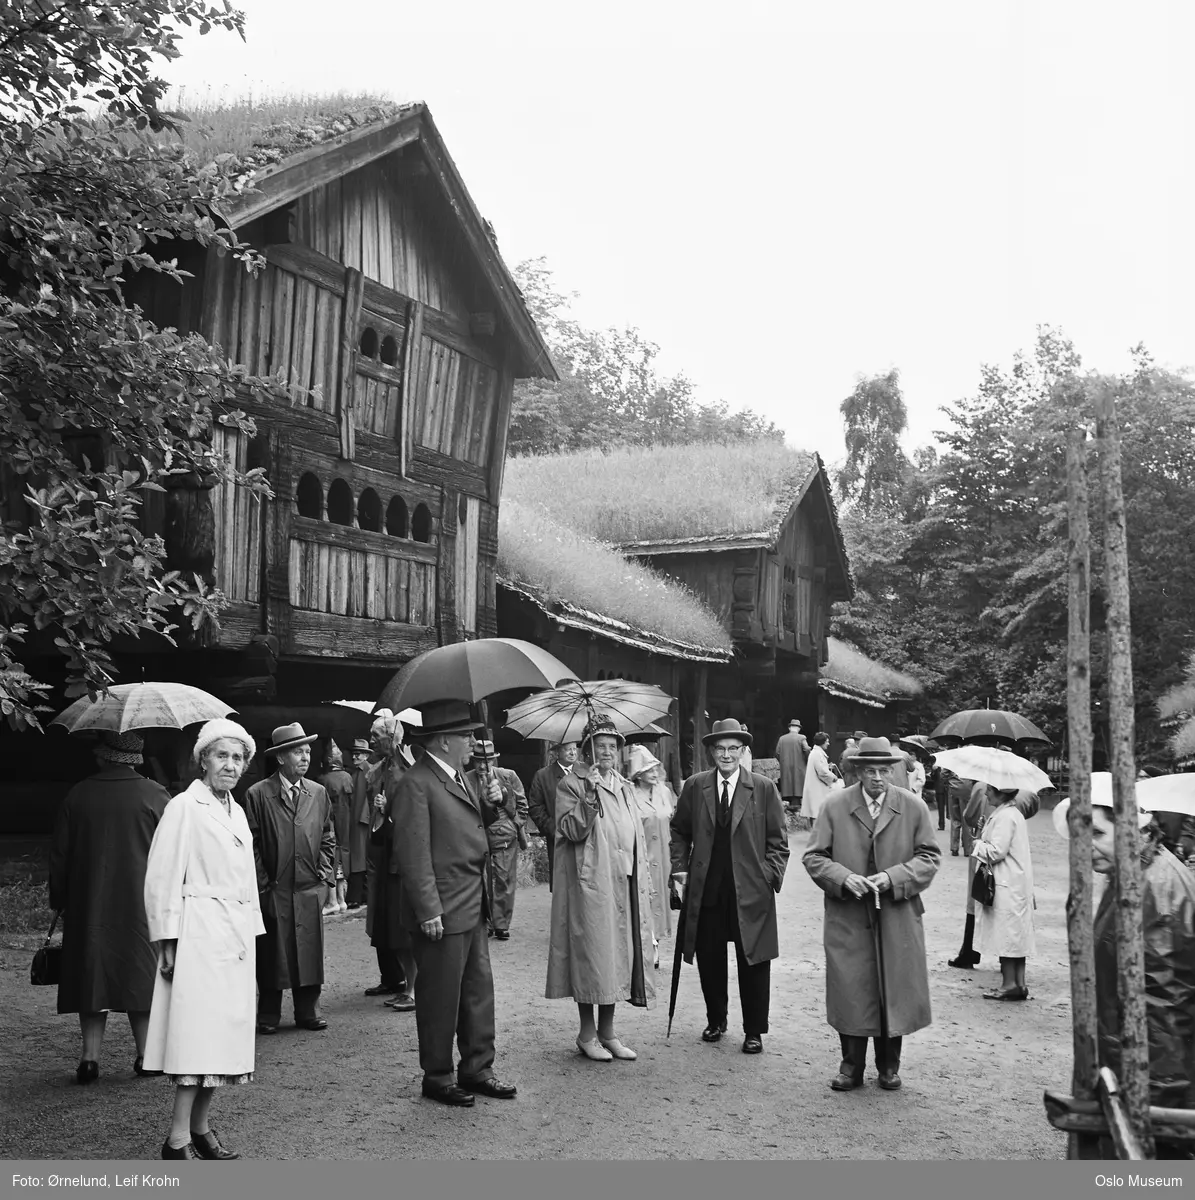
713, 745, 743, 757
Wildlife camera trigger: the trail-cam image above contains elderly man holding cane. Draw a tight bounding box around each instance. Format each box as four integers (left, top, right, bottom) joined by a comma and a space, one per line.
803, 736, 940, 1091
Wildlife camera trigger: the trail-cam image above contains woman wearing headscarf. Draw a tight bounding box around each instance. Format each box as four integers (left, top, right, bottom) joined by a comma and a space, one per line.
142, 718, 263, 1160
48, 731, 171, 1084
367, 709, 419, 1012
628, 744, 676, 968
970, 786, 1035, 1000
546, 715, 655, 1061
801, 732, 839, 823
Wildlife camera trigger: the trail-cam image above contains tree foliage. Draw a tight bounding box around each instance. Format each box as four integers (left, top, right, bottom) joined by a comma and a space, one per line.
836, 368, 911, 515
831, 330, 1195, 762
0, 1, 291, 730
509, 258, 783, 454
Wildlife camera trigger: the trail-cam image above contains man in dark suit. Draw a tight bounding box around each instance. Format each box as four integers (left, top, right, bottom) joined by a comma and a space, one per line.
670, 718, 790, 1055
526, 742, 578, 892
244, 722, 337, 1034
392, 701, 517, 1108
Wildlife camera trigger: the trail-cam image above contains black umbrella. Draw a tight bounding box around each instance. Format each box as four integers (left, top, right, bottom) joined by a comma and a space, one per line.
930, 708, 1050, 747
666, 888, 689, 1038
867, 887, 888, 1040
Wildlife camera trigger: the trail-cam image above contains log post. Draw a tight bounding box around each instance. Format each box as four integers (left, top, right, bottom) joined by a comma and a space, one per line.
1064, 425, 1100, 1159
1094, 382, 1154, 1158
693, 666, 708, 775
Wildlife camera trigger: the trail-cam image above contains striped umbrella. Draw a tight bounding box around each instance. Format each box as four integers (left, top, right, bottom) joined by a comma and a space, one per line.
52, 682, 234, 733
504, 680, 673, 746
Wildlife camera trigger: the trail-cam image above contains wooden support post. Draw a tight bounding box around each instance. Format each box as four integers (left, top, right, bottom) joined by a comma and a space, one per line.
399, 298, 422, 477
337, 267, 365, 461
1064, 425, 1100, 1159
1095, 383, 1154, 1158
693, 666, 708, 775
669, 663, 683, 791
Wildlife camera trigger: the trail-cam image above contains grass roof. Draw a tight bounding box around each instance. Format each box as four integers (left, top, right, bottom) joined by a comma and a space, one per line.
502, 442, 817, 545
821, 637, 923, 700
498, 500, 732, 655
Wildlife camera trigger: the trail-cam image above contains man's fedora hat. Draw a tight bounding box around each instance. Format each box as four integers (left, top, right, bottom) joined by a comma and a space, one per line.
265, 723, 319, 756
788, 718, 802, 727
471, 739, 500, 761
852, 730, 868, 740
351, 738, 371, 754
848, 736, 904, 765
413, 699, 484, 738
702, 718, 752, 748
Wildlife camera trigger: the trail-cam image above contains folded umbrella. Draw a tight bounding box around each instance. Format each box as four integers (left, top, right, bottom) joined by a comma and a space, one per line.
931, 745, 1052, 793
52, 682, 233, 734
504, 680, 673, 746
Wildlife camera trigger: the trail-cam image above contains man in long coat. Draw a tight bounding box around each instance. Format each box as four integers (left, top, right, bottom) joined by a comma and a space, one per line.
466, 741, 528, 940
317, 741, 353, 913
346, 738, 373, 908
670, 718, 790, 1055
244, 722, 336, 1033
774, 719, 810, 813
392, 701, 517, 1108
526, 742, 578, 892
803, 736, 940, 1092
839, 731, 866, 788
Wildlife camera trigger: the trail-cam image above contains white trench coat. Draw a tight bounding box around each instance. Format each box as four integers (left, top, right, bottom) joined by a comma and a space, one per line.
142, 779, 265, 1076
972, 803, 1036, 958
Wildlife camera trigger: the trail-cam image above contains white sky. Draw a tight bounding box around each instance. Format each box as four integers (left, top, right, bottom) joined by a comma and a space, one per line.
161, 0, 1195, 462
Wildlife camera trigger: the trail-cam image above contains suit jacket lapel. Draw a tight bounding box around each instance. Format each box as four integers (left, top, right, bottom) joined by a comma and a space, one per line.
848, 787, 875, 834
428, 757, 477, 811
730, 773, 752, 833
873, 787, 900, 839
703, 772, 719, 829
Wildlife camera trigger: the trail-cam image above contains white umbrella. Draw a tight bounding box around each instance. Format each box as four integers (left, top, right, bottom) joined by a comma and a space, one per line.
330, 700, 422, 726
52, 682, 233, 734
932, 745, 1052, 793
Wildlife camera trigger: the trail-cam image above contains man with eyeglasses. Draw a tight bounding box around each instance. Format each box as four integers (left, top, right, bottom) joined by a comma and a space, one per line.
669, 718, 790, 1055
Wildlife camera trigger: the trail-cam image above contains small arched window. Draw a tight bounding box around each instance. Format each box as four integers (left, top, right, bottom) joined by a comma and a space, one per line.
380, 335, 399, 366
357, 488, 382, 532
327, 478, 354, 526
412, 502, 432, 543
359, 327, 378, 359
386, 495, 409, 538
296, 472, 323, 520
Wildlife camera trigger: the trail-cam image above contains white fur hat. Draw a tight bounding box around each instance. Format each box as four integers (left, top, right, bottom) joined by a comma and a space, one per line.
192, 718, 256, 765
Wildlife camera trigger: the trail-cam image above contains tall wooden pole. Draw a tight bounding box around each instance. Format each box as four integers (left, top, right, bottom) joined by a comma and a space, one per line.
1094, 383, 1154, 1158
1064, 427, 1099, 1158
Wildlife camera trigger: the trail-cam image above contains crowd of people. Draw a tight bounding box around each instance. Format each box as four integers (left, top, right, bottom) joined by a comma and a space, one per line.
43, 708, 1195, 1160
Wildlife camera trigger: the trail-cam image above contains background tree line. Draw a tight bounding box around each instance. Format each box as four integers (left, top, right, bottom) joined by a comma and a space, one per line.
830, 331, 1195, 764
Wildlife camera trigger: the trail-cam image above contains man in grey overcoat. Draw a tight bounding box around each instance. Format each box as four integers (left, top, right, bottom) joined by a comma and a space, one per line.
803, 736, 940, 1092
774, 719, 810, 813
244, 722, 337, 1033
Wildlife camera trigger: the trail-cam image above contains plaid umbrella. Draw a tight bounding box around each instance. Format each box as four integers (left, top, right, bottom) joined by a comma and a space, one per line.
51, 682, 233, 733
504, 679, 673, 746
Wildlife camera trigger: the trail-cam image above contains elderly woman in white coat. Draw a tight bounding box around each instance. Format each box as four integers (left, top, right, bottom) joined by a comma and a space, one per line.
971, 786, 1035, 1001
546, 716, 654, 1062
628, 744, 676, 968
802, 732, 839, 822
143, 719, 264, 1161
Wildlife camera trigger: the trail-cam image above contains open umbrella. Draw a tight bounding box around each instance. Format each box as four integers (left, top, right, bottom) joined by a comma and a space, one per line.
1088, 771, 1195, 816
932, 745, 1052, 793
330, 700, 422, 726
931, 708, 1050, 746
376, 639, 576, 716
504, 680, 673, 746
52, 682, 233, 734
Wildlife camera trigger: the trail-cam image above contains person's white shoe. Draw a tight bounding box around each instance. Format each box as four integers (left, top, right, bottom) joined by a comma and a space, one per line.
600, 1037, 637, 1060
576, 1036, 613, 1062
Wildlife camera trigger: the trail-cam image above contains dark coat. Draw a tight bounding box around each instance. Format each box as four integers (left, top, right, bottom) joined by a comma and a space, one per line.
366, 756, 412, 950
48, 765, 170, 1014
803, 782, 941, 1036
347, 765, 373, 874
775, 731, 810, 797
243, 773, 336, 990
317, 766, 354, 865
528, 762, 570, 838
669, 769, 790, 966
391, 756, 497, 933
466, 765, 528, 851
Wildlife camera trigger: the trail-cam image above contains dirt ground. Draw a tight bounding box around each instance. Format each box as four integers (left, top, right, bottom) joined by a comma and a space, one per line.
0, 809, 1075, 1160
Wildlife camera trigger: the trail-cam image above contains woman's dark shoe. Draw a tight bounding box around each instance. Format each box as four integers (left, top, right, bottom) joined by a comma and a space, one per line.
983, 986, 1029, 1001
385, 993, 417, 1011
133, 1056, 163, 1077
161, 1139, 198, 1160
364, 982, 398, 996
191, 1129, 240, 1160
75, 1060, 99, 1085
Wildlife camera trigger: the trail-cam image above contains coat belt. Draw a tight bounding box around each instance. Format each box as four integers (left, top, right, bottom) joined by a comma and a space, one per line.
182, 884, 255, 904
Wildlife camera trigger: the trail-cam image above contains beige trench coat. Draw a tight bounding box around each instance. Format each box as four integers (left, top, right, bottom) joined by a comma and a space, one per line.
142, 780, 264, 1076
972, 803, 1036, 958
546, 771, 655, 1007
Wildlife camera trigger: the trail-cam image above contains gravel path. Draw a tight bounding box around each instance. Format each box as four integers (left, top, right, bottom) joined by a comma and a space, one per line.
0, 815, 1073, 1159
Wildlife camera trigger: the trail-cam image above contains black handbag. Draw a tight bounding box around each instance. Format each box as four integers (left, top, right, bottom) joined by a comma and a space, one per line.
30, 912, 62, 986
971, 861, 996, 908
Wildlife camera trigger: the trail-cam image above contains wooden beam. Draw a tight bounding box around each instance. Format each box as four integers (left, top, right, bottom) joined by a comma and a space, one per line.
338, 267, 365, 461
487, 362, 515, 505
1095, 383, 1153, 1158
693, 666, 708, 775
1098, 1068, 1147, 1161
198, 247, 229, 350
400, 298, 422, 477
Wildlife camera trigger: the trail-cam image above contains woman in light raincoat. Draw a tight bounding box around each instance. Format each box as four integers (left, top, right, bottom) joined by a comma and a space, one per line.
802, 732, 840, 822
628, 744, 676, 966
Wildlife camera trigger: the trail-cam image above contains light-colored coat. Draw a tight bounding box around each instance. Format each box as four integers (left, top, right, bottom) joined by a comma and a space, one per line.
775, 730, 810, 797
142, 780, 264, 1075
802, 745, 839, 822
972, 803, 1036, 957
670, 769, 790, 966
803, 782, 940, 1037
546, 772, 655, 1006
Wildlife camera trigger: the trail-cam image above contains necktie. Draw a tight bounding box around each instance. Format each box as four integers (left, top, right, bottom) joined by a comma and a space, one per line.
721, 780, 731, 814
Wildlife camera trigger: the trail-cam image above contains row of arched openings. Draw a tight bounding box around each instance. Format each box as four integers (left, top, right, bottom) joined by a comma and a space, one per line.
359, 326, 400, 367
295, 472, 432, 542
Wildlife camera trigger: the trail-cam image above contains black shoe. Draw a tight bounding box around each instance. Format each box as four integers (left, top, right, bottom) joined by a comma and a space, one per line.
76, 1060, 99, 1085
296, 1017, 327, 1031
493, 929, 510, 940
701, 1021, 727, 1043
878, 1071, 903, 1090
364, 982, 399, 996
256, 1022, 278, 1035
162, 1140, 199, 1160
191, 1129, 240, 1160
421, 1080, 475, 1107
460, 1075, 517, 1099
830, 1073, 864, 1091
133, 1057, 162, 1077
742, 1035, 763, 1055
